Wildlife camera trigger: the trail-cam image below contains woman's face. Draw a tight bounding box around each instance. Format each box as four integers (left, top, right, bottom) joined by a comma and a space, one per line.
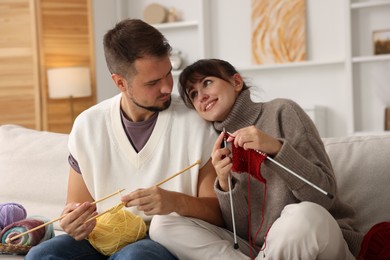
187, 74, 243, 122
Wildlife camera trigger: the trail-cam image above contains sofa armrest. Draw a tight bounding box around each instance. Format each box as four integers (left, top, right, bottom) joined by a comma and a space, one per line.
323, 134, 390, 233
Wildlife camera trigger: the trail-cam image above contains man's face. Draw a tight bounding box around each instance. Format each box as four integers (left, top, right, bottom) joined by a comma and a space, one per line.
119, 55, 174, 121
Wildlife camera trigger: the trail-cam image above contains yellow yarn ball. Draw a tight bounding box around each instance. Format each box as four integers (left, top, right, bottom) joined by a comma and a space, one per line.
87, 203, 147, 256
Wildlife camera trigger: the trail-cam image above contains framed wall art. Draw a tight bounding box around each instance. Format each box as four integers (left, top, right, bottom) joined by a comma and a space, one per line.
251, 0, 306, 64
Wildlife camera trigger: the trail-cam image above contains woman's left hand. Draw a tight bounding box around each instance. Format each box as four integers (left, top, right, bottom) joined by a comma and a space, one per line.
227, 126, 282, 156
211, 132, 233, 192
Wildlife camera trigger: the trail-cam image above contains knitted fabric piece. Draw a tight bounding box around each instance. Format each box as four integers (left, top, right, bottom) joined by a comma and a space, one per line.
229, 135, 267, 183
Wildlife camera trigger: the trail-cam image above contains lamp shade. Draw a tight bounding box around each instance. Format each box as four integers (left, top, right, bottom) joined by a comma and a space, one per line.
47, 67, 92, 98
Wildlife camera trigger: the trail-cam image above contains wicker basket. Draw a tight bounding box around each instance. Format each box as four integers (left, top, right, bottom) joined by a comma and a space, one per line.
0, 243, 31, 255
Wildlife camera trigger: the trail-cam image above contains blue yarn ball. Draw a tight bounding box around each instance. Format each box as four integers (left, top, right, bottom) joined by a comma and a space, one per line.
0, 203, 27, 229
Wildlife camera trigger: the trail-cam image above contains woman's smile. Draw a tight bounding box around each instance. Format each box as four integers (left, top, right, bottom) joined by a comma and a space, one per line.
204, 99, 217, 112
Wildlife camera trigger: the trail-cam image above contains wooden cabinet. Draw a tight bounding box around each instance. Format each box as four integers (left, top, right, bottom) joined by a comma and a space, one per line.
0, 0, 96, 133
0, 0, 41, 130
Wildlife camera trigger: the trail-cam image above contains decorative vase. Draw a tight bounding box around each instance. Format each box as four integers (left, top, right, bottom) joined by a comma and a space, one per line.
170, 50, 183, 70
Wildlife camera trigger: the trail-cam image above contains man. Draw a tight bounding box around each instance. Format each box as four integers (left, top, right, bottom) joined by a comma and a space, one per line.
26, 19, 222, 259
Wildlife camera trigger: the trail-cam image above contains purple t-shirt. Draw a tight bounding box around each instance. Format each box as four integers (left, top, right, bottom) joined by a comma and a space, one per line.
69, 110, 158, 174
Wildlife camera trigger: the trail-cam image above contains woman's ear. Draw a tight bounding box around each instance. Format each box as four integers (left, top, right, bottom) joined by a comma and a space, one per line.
112, 74, 127, 92
232, 73, 244, 92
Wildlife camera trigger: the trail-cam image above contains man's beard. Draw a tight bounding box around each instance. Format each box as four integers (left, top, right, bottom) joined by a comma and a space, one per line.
132, 96, 171, 112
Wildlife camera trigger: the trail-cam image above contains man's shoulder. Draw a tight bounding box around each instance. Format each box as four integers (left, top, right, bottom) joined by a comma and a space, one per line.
71, 94, 120, 134
170, 94, 198, 116
78, 94, 119, 120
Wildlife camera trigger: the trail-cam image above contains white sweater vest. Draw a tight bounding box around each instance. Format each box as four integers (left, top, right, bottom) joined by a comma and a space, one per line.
68, 94, 217, 223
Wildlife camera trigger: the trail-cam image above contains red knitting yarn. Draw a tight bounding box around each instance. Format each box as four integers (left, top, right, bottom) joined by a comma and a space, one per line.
231, 143, 267, 183
226, 132, 268, 258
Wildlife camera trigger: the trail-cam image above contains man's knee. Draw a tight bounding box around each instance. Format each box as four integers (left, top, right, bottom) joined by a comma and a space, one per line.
25, 244, 45, 260
111, 237, 177, 260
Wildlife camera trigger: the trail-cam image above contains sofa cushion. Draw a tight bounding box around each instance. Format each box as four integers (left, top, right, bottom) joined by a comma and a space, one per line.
0, 124, 69, 231
323, 133, 390, 234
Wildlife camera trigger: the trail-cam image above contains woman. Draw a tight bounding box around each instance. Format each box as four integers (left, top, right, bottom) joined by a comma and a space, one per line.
150, 59, 362, 260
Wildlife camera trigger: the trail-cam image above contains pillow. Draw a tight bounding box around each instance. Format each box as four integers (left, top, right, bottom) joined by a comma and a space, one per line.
358, 222, 390, 260
323, 134, 390, 233
0, 125, 69, 231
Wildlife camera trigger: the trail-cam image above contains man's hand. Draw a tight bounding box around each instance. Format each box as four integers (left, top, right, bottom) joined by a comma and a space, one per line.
60, 202, 97, 240
121, 186, 178, 215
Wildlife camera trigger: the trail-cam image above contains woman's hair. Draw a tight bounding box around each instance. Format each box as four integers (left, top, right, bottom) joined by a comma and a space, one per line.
178, 59, 248, 108
103, 19, 172, 78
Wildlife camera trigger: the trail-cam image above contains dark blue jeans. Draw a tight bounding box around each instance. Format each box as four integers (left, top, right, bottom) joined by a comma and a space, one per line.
25, 234, 177, 260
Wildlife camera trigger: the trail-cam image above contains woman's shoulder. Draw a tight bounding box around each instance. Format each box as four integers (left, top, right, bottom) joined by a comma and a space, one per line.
264, 98, 305, 115
266, 97, 299, 107
265, 98, 321, 137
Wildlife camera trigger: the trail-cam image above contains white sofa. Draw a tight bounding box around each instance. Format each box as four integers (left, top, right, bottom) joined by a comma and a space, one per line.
1, 124, 390, 258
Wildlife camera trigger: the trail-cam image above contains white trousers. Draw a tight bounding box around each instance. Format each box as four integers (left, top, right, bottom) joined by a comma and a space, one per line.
150, 202, 355, 260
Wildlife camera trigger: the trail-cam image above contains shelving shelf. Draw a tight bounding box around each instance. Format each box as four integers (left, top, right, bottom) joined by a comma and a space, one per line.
349, 0, 390, 134
238, 59, 345, 72
100, 0, 388, 137
351, 0, 390, 9
152, 20, 198, 30
352, 54, 390, 63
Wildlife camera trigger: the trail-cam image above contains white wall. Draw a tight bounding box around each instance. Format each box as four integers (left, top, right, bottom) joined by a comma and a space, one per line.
206, 0, 350, 137
91, 0, 120, 102
92, 0, 387, 137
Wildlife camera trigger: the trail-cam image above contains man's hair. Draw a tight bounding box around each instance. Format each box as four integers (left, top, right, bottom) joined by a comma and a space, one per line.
103, 19, 172, 78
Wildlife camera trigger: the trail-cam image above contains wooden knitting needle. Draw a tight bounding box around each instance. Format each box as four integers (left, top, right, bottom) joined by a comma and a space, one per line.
84, 160, 202, 223
6, 188, 125, 243
84, 202, 125, 223
154, 159, 201, 187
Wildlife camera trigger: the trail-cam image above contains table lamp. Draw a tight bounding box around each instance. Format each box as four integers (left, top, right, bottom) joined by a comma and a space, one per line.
47, 67, 92, 121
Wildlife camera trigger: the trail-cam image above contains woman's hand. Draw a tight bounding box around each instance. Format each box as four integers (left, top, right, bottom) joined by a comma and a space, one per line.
211, 132, 233, 192
59, 202, 97, 240
227, 126, 282, 156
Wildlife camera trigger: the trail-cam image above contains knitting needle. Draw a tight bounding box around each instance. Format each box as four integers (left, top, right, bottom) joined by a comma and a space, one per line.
226, 131, 334, 199
92, 188, 126, 205
154, 159, 201, 187
84, 202, 125, 223
6, 188, 125, 243
84, 160, 202, 223
223, 128, 239, 249
257, 151, 333, 199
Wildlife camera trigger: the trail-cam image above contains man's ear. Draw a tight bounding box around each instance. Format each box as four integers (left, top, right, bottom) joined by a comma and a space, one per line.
112, 73, 127, 92
232, 73, 244, 92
